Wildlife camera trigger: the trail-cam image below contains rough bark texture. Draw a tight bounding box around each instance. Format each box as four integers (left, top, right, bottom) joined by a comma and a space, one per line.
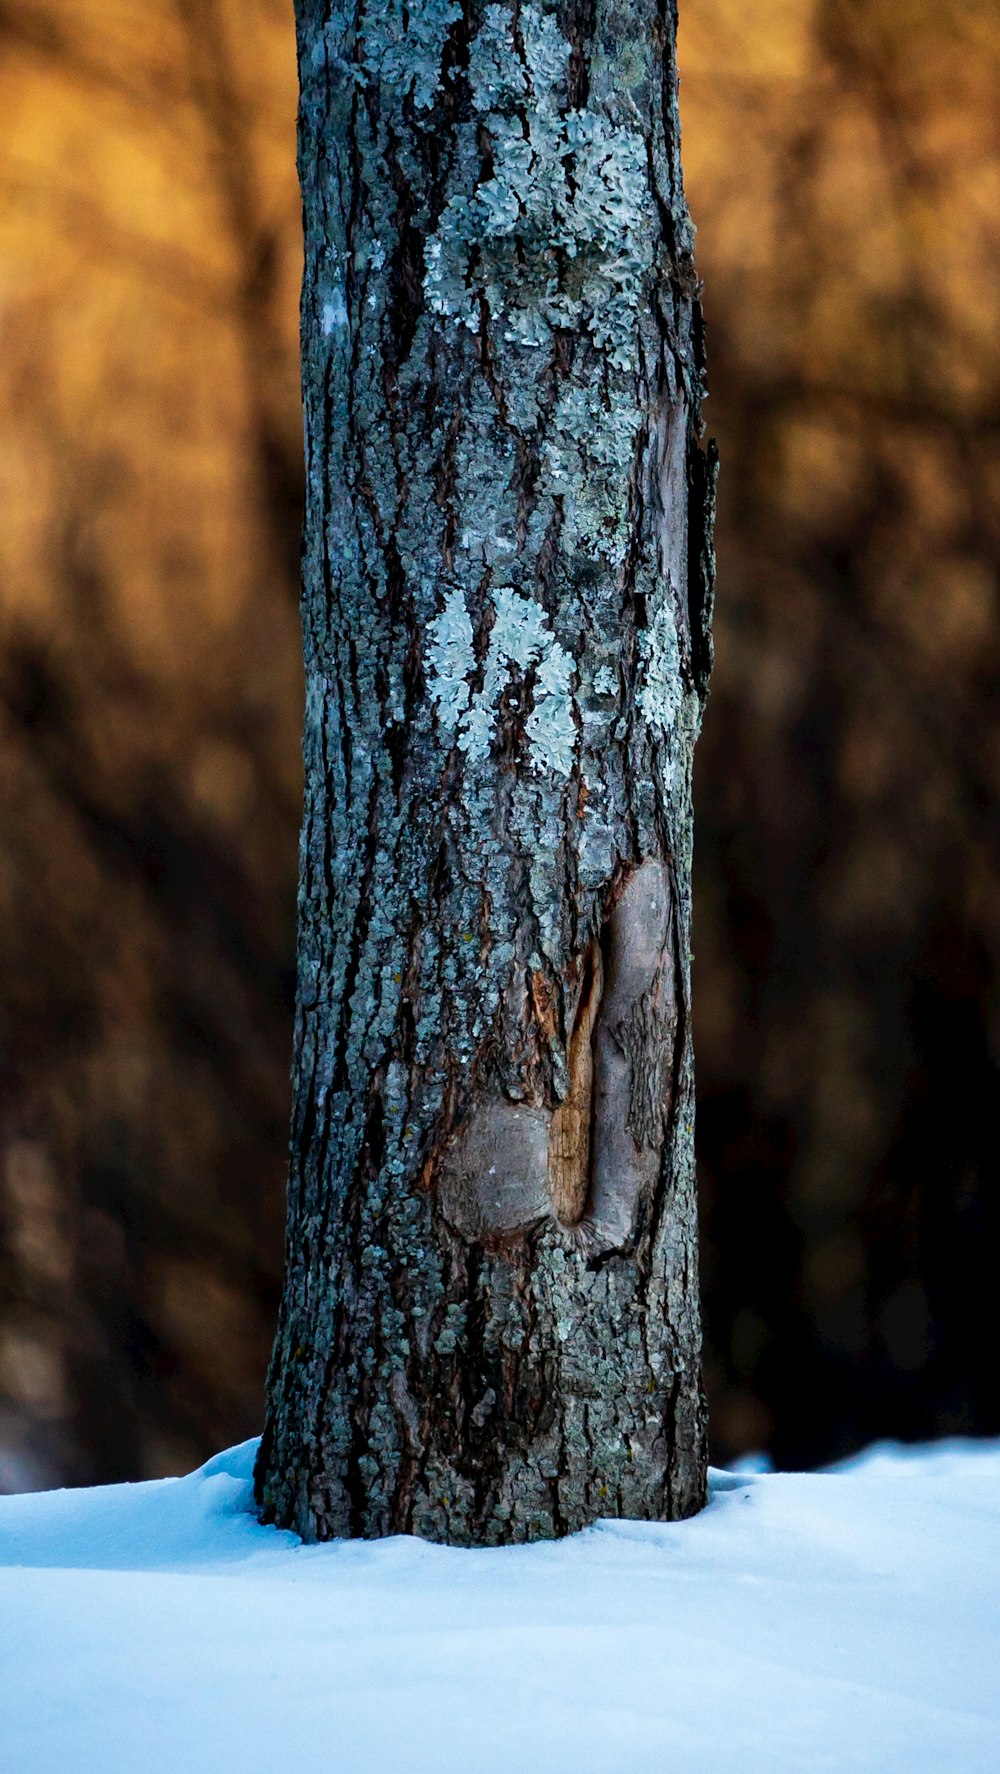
256, 0, 716, 1544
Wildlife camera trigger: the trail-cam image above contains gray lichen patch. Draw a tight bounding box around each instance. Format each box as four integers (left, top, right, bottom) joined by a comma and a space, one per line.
421, 2, 655, 565
426, 586, 476, 730
638, 592, 683, 739
425, 4, 652, 372
427, 583, 577, 774
361, 0, 463, 113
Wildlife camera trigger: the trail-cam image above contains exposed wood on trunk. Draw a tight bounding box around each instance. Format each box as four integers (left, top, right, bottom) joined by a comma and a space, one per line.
549, 938, 602, 1228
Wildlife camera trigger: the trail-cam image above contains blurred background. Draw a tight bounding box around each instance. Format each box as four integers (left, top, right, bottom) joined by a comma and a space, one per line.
0, 0, 997, 1490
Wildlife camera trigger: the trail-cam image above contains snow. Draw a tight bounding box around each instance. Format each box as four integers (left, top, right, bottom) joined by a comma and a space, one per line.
2, 1438, 999, 1773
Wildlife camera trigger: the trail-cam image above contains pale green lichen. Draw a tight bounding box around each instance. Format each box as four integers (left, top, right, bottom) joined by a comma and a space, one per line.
423, 4, 652, 377
426, 586, 476, 728
525, 641, 576, 776
426, 584, 577, 777
362, 0, 463, 112
637, 592, 682, 736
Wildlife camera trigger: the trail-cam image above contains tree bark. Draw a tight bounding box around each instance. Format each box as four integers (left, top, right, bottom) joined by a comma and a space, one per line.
256, 0, 716, 1545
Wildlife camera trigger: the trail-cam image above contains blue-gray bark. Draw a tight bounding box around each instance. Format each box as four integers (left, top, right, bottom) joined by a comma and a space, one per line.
256, 0, 715, 1544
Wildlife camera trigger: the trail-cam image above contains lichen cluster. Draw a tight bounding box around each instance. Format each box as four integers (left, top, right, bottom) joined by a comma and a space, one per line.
428, 583, 576, 774
425, 6, 650, 366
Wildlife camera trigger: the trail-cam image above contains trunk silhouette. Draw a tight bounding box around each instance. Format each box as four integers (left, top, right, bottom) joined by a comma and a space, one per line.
256, 0, 715, 1544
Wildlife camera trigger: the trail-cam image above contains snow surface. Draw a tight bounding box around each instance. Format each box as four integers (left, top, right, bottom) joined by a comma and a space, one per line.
2, 1437, 999, 1773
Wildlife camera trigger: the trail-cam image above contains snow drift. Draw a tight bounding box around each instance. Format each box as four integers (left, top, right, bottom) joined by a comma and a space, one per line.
2, 1436, 999, 1772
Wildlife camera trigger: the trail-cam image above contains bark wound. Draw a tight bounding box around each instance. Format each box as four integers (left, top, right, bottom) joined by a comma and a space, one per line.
549, 939, 602, 1227
437, 861, 676, 1254
583, 858, 677, 1251
436, 1101, 551, 1241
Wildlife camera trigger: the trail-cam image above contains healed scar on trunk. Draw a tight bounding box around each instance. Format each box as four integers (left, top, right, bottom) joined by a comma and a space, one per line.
583, 857, 677, 1250
436, 859, 678, 1253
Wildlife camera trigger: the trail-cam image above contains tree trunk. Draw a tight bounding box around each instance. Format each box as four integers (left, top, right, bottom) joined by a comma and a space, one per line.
255, 0, 716, 1545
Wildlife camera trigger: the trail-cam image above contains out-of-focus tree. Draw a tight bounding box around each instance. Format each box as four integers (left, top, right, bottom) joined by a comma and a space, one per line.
1, 0, 998, 1488
0, 0, 303, 1487
680, 0, 1000, 1462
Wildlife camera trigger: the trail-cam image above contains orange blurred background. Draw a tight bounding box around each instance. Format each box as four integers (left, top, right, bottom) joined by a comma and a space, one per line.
1, 0, 998, 1488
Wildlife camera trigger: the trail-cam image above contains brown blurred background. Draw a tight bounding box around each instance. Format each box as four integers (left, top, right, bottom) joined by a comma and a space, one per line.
1, 0, 998, 1490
